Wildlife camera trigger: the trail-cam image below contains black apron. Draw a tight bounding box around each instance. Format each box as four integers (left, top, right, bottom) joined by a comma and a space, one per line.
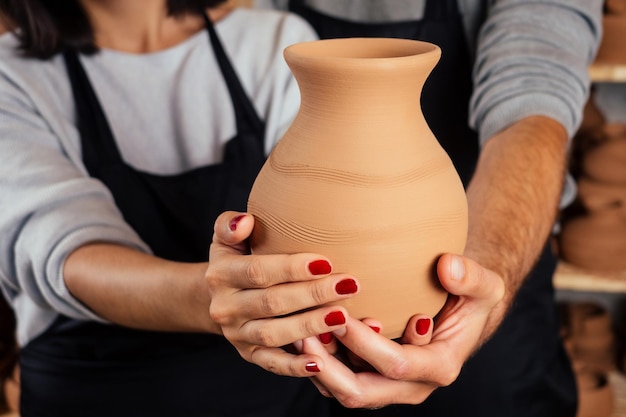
19, 14, 328, 417
286, 1, 577, 416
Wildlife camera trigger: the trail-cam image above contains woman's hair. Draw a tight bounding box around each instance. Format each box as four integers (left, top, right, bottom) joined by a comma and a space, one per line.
0, 0, 228, 59
0, 295, 17, 413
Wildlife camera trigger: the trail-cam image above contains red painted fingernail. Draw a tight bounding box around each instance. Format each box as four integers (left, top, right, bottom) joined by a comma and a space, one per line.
229, 215, 245, 231
308, 260, 331, 275
324, 311, 346, 326
305, 362, 320, 373
416, 318, 430, 335
318, 332, 333, 344
335, 278, 357, 295
369, 326, 381, 333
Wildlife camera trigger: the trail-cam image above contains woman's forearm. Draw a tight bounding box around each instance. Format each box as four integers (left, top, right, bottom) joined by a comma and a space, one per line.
63, 243, 219, 334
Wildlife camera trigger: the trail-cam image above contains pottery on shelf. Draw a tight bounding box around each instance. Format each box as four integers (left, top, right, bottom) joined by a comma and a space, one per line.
563, 302, 616, 373
576, 176, 626, 214
583, 135, 626, 185
575, 369, 615, 417
605, 0, 626, 15
247, 38, 467, 339
558, 206, 626, 271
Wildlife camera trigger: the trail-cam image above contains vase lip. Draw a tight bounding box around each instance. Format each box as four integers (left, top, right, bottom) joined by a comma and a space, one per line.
284, 37, 441, 64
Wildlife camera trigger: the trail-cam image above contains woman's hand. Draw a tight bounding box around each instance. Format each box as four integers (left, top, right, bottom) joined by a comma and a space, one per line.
300, 253, 505, 409
206, 211, 360, 377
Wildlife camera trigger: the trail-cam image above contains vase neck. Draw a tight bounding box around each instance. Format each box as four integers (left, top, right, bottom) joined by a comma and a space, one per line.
284, 38, 440, 124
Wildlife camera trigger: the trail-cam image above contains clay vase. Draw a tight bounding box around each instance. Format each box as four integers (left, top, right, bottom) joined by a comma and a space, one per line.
247, 38, 468, 339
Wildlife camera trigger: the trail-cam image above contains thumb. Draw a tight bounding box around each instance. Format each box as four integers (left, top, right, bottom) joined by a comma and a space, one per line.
436, 254, 504, 305
212, 211, 254, 253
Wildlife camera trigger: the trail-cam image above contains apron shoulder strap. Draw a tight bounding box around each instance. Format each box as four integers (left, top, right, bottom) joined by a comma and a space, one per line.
62, 49, 124, 174
203, 12, 265, 135
423, 0, 454, 21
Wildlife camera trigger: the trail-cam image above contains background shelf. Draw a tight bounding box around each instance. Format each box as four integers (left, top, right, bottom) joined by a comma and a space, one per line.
589, 15, 626, 82
554, 261, 626, 293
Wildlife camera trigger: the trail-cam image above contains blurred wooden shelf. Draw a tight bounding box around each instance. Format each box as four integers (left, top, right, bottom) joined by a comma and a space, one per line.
611, 371, 626, 417
554, 261, 626, 293
590, 63, 626, 82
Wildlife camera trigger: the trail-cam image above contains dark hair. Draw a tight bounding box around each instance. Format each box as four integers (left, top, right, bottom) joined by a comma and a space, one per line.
0, 0, 227, 59
0, 294, 17, 413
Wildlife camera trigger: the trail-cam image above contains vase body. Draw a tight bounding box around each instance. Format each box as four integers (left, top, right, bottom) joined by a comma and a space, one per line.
247, 38, 468, 339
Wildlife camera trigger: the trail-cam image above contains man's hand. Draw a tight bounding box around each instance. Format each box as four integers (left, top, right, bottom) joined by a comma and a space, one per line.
300, 253, 505, 409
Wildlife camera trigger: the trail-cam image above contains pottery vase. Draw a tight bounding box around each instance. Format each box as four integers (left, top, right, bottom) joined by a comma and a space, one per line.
247, 38, 468, 339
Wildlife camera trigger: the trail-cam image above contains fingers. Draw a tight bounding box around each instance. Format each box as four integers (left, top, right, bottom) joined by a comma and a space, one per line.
317, 331, 339, 356
341, 318, 384, 371
233, 306, 350, 351
213, 211, 254, 247
210, 213, 340, 290
248, 345, 326, 378
303, 335, 436, 408
232, 275, 358, 319
331, 317, 421, 380
401, 315, 433, 345
300, 255, 507, 408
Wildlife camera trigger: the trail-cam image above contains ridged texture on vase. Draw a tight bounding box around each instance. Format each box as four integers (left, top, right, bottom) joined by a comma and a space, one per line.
248, 38, 467, 339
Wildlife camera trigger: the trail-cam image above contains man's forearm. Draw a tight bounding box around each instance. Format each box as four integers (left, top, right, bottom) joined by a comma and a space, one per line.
464, 115, 569, 339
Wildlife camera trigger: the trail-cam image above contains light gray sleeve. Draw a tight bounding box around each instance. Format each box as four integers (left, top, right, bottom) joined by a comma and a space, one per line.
470, 0, 603, 144
0, 72, 149, 322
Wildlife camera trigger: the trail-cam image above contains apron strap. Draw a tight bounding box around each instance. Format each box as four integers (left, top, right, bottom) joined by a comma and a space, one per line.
63, 49, 124, 174
423, 0, 452, 21
203, 12, 265, 135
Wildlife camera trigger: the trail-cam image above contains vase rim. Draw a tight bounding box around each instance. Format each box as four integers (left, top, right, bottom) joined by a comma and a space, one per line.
284, 37, 441, 63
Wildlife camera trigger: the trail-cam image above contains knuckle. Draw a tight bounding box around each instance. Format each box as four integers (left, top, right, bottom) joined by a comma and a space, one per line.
309, 281, 328, 305
208, 302, 229, 325
336, 390, 367, 409
253, 323, 279, 347
245, 258, 269, 288
468, 265, 486, 293
204, 268, 220, 291
287, 259, 304, 282
493, 276, 506, 303
287, 360, 305, 377
263, 357, 280, 374
435, 360, 460, 387
259, 289, 284, 316
384, 356, 412, 380
253, 349, 281, 374
299, 316, 319, 338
